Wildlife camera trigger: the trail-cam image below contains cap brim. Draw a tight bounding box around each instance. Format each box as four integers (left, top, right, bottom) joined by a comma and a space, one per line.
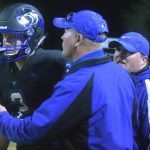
109, 41, 137, 53
53, 18, 72, 28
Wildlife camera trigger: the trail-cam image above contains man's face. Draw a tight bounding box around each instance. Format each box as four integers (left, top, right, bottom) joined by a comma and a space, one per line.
61, 29, 79, 60
113, 46, 148, 73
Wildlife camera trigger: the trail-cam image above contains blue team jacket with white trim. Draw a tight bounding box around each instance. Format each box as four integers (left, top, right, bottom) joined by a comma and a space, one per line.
132, 66, 150, 150
0, 50, 136, 150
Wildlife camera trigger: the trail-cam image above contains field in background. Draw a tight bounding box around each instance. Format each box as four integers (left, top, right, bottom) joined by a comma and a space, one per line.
8, 142, 16, 150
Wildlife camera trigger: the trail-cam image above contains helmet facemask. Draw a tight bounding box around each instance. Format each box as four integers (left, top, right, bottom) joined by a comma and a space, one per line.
0, 31, 33, 62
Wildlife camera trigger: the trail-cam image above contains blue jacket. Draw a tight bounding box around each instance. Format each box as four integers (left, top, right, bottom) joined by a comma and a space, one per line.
0, 50, 136, 150
132, 66, 150, 150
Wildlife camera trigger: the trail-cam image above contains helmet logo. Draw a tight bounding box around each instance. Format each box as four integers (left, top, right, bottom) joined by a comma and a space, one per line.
16, 10, 39, 27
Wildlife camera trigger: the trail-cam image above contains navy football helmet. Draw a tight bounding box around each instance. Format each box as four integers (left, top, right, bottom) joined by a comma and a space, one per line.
0, 3, 45, 62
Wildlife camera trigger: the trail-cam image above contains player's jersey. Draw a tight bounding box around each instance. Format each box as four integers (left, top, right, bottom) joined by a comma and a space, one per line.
0, 48, 66, 118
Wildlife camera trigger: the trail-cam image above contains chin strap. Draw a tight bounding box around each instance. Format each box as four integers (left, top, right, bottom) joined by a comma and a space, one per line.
34, 33, 48, 51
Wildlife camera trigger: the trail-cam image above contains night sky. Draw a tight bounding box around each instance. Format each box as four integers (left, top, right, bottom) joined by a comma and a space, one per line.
1, 0, 149, 50
36, 0, 131, 49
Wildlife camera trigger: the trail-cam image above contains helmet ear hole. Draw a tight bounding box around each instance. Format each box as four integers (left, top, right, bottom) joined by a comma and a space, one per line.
26, 28, 34, 36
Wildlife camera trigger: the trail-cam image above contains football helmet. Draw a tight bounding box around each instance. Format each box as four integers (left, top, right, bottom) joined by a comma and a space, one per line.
0, 3, 45, 62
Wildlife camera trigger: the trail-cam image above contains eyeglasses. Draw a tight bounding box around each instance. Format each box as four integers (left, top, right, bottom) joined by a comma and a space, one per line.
66, 12, 75, 23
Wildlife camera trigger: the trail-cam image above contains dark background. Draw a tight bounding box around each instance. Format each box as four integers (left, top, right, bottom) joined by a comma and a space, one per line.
0, 0, 150, 50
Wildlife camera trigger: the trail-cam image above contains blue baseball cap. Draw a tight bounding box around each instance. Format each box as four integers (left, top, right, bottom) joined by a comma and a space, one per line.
109, 32, 150, 56
53, 10, 108, 43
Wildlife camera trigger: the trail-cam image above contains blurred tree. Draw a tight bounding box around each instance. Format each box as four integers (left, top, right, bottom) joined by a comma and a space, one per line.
121, 0, 150, 40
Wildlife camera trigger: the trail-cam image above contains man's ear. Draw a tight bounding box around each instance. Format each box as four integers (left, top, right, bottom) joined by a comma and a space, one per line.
75, 34, 84, 46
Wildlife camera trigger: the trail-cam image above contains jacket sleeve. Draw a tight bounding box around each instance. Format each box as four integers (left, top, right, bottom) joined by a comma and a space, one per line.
0, 74, 93, 144
0, 80, 76, 144
136, 80, 150, 149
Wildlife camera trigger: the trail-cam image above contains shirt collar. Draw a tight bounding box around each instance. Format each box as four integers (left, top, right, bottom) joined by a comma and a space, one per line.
74, 49, 105, 64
